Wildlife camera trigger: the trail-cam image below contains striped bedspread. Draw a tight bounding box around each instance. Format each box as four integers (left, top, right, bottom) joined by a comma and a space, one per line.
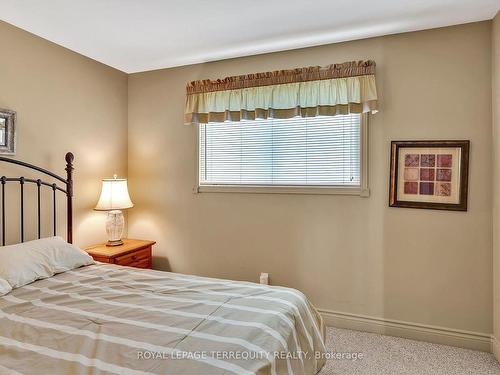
0, 263, 326, 375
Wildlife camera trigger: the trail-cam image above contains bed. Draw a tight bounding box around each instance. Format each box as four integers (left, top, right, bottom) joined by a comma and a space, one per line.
0, 153, 326, 375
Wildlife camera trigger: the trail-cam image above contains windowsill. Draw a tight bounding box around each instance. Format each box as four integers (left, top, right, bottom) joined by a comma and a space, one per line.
195, 184, 370, 196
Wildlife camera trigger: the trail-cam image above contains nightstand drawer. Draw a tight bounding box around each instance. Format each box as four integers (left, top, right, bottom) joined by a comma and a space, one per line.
127, 259, 151, 269
115, 247, 151, 266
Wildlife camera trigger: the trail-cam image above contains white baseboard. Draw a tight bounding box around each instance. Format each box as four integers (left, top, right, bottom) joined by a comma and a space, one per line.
319, 308, 492, 352
493, 336, 500, 361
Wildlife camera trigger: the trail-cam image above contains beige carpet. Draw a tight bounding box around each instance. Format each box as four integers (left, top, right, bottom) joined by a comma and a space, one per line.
319, 327, 500, 375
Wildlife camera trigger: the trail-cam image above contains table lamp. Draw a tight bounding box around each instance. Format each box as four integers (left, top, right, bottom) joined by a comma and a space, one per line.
94, 175, 134, 246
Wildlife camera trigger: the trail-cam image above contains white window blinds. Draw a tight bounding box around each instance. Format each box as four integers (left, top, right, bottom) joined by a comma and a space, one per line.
199, 114, 361, 187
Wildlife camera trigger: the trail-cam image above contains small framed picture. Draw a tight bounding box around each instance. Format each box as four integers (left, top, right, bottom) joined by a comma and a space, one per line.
389, 140, 470, 211
0, 108, 16, 155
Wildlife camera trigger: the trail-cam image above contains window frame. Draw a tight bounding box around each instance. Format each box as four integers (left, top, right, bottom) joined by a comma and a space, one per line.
194, 113, 369, 196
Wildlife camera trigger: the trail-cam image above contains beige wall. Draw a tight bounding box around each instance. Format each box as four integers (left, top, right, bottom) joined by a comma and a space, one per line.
0, 21, 128, 247
128, 21, 493, 336
492, 11, 500, 360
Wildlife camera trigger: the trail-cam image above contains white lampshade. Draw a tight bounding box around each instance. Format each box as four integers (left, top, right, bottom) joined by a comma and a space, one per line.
94, 175, 134, 211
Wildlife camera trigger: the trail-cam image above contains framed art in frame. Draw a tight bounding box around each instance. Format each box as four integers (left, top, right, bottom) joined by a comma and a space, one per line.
389, 140, 470, 211
0, 108, 16, 155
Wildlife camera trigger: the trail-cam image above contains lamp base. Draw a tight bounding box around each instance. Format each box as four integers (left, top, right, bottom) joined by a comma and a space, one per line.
105, 210, 124, 247
106, 239, 124, 247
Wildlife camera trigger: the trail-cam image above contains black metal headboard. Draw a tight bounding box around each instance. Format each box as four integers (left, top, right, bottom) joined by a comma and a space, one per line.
0, 153, 74, 245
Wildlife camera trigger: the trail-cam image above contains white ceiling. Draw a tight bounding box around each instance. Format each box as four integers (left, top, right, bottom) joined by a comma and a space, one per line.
0, 0, 498, 73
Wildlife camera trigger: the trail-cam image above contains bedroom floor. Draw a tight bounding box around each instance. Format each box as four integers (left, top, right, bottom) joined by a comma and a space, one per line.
320, 327, 500, 375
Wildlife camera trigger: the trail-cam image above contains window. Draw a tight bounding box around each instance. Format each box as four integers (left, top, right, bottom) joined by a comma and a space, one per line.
198, 114, 368, 195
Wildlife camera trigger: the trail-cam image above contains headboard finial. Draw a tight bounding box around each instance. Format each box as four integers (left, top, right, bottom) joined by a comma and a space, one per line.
65, 152, 74, 165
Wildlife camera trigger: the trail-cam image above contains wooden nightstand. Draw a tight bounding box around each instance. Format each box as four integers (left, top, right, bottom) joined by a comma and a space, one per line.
85, 239, 155, 269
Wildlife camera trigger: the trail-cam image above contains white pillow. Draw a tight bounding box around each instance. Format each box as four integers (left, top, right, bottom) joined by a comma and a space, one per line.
0, 236, 94, 289
0, 278, 12, 296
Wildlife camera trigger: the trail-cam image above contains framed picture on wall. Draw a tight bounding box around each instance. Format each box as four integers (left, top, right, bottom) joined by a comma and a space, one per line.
0, 108, 16, 155
389, 140, 470, 211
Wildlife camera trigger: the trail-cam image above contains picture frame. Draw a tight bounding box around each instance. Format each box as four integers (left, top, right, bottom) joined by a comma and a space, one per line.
0, 108, 16, 155
389, 140, 470, 211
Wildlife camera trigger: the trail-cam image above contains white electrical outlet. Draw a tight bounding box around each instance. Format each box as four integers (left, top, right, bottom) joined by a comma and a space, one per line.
260, 272, 269, 285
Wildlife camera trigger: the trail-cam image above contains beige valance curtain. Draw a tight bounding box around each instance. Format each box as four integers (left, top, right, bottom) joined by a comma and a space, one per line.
184, 60, 378, 125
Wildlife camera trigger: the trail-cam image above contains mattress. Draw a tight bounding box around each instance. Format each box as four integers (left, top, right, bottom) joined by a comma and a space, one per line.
0, 263, 326, 375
